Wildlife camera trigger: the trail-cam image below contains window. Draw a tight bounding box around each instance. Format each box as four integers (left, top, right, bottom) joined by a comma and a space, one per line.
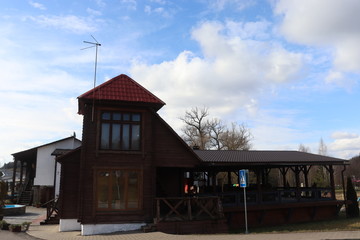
100, 112, 141, 151
97, 170, 142, 210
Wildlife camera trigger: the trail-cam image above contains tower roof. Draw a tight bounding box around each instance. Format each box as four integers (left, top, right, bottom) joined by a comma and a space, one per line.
78, 74, 165, 113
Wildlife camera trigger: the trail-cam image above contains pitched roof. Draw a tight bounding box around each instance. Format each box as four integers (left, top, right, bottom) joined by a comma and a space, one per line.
12, 136, 81, 162
194, 150, 348, 166
78, 74, 165, 112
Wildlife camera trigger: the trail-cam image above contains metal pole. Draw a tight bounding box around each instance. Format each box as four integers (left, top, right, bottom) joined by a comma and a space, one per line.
91, 43, 99, 122
243, 186, 248, 234
82, 36, 101, 122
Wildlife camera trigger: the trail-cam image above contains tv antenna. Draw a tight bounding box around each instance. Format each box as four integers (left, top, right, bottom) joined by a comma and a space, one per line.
82, 35, 101, 122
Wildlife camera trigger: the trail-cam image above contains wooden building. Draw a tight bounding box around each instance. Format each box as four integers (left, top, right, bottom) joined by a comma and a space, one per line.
57, 74, 348, 235
11, 136, 81, 206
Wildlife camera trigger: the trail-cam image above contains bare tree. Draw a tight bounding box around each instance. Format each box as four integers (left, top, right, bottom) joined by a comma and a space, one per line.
298, 144, 311, 153
315, 138, 329, 186
180, 107, 210, 149
318, 138, 327, 156
221, 123, 252, 150
207, 118, 226, 150
180, 107, 252, 150
297, 144, 311, 186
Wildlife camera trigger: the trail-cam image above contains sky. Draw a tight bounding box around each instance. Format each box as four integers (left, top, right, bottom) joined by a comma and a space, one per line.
1, 0, 360, 166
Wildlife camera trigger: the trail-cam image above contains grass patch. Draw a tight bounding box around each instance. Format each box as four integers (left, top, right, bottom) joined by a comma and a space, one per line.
246, 212, 360, 234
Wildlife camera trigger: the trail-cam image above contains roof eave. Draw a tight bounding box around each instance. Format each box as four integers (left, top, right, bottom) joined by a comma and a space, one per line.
78, 97, 165, 115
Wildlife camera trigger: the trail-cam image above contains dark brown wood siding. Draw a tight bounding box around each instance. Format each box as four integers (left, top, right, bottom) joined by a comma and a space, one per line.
152, 113, 200, 167
75, 102, 199, 225
78, 104, 155, 224
58, 149, 80, 219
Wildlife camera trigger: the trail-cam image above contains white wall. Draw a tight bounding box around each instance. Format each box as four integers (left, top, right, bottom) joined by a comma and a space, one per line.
81, 223, 146, 235
34, 138, 81, 189
54, 162, 61, 197
59, 219, 81, 232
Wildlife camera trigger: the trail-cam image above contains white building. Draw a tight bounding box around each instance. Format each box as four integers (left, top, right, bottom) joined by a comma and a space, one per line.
11, 136, 81, 205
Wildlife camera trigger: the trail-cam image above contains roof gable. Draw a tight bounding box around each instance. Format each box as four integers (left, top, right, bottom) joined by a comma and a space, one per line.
12, 136, 81, 162
151, 110, 201, 167
78, 74, 165, 113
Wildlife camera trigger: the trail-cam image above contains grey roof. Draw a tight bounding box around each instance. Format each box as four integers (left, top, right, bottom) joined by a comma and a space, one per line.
194, 150, 348, 166
51, 149, 73, 156
12, 136, 81, 162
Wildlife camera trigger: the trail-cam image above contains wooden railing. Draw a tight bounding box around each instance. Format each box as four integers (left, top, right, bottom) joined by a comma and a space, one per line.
155, 196, 224, 223
218, 187, 334, 208
42, 198, 59, 224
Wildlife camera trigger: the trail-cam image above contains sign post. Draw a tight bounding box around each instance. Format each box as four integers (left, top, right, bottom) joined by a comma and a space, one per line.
239, 169, 249, 234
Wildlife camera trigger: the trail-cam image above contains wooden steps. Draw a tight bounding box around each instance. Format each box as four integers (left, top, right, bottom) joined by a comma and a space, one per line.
17, 190, 32, 205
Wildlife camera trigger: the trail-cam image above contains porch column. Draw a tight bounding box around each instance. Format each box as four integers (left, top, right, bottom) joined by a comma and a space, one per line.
303, 166, 309, 188
282, 167, 286, 187
227, 171, 231, 186
11, 158, 18, 201
302, 166, 310, 197
212, 171, 217, 193
280, 167, 289, 187
19, 161, 24, 187
295, 166, 301, 201
329, 165, 335, 200
256, 168, 261, 203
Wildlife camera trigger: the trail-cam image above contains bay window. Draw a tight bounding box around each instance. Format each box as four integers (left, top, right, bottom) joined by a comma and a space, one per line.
100, 111, 141, 151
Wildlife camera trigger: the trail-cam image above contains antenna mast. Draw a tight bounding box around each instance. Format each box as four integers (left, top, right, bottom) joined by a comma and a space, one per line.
82, 35, 101, 122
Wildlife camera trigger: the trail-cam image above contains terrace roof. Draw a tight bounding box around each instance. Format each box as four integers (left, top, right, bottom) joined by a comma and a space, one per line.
194, 150, 348, 166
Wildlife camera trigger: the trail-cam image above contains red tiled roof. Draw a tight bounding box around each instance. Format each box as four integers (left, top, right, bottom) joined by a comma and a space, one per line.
78, 74, 165, 107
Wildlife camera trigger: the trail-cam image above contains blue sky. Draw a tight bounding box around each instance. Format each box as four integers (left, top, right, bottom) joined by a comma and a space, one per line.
1, 0, 360, 165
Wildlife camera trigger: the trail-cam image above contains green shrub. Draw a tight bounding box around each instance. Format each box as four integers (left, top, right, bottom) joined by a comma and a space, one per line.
346, 177, 359, 218
22, 221, 31, 231
0, 220, 10, 230
9, 224, 22, 232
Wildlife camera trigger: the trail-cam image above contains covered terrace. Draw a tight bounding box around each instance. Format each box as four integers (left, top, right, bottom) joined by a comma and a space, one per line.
155, 150, 348, 232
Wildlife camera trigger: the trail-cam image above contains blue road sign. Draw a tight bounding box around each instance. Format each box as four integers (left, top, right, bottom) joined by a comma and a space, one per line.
239, 169, 248, 188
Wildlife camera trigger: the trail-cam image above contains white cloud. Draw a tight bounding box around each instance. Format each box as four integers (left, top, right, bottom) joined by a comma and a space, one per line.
329, 137, 360, 159
331, 131, 359, 140
26, 15, 97, 34
144, 5, 173, 18
151, 0, 167, 4
275, 0, 360, 75
225, 20, 271, 40
29, 1, 46, 10
87, 8, 102, 16
144, 5, 151, 14
0, 93, 83, 166
324, 70, 357, 91
0, 30, 90, 165
121, 0, 137, 10
328, 131, 360, 159
130, 20, 305, 134
95, 0, 106, 8
210, 0, 256, 11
